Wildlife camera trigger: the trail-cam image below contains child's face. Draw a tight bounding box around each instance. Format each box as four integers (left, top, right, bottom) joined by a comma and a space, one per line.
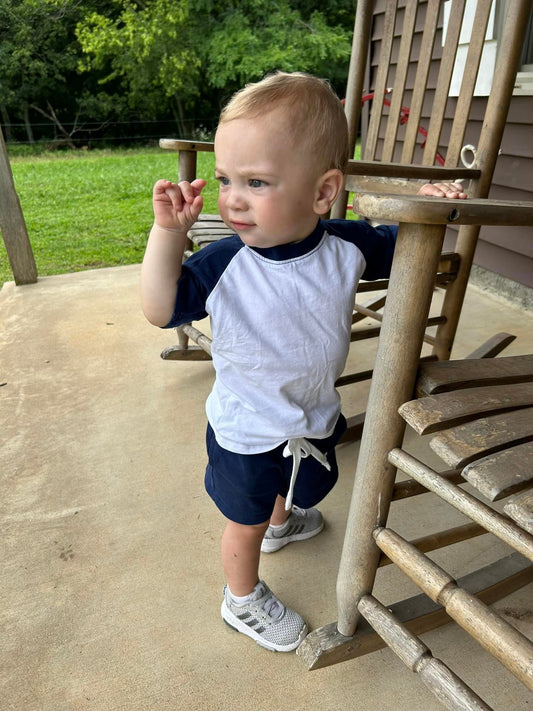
214, 110, 325, 248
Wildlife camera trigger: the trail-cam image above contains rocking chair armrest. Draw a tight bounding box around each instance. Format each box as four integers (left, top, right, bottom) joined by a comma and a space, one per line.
352, 192, 533, 227
346, 160, 480, 181
159, 138, 214, 153
159, 138, 214, 183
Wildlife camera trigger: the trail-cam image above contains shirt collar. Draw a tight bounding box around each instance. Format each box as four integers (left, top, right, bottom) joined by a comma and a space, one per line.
247, 220, 325, 261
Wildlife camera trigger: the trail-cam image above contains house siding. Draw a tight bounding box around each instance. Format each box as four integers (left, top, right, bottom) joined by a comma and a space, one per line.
365, 0, 533, 291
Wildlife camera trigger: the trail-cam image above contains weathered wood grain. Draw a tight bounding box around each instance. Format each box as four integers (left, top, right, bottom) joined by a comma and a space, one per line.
297, 554, 533, 670
352, 193, 533, 227
429, 407, 533, 467
465, 333, 517, 360
504, 491, 533, 535
462, 442, 533, 501
358, 594, 492, 710
0, 129, 37, 284
416, 354, 533, 396
159, 138, 214, 152
374, 527, 533, 690
389, 448, 533, 561
400, 382, 533, 434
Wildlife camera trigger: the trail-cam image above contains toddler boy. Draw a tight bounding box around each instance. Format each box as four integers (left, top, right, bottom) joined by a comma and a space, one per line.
141, 71, 465, 652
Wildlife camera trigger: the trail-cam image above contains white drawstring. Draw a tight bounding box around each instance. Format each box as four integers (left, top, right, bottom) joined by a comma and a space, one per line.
282, 438, 331, 510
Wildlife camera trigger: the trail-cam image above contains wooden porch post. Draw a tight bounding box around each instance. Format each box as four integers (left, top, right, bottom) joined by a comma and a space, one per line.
0, 128, 37, 285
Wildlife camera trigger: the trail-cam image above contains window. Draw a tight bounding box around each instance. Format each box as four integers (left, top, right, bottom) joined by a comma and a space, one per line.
443, 0, 533, 97
514, 4, 533, 95
443, 0, 498, 97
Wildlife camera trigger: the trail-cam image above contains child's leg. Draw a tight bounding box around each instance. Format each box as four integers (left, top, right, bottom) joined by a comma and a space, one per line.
221, 518, 269, 596
220, 514, 307, 651
261, 494, 324, 554
269, 494, 291, 526
221, 495, 292, 594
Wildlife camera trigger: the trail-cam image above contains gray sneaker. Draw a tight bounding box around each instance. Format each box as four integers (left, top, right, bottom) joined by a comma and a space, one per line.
261, 506, 324, 553
221, 581, 307, 652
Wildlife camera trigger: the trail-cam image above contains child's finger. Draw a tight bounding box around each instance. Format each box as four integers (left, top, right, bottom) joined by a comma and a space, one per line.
191, 178, 207, 196
153, 178, 174, 196
178, 180, 202, 204
422, 181, 467, 199
153, 180, 183, 209
442, 182, 466, 196
189, 194, 204, 222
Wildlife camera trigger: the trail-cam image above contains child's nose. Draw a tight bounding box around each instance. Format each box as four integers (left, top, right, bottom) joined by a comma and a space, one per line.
225, 187, 246, 210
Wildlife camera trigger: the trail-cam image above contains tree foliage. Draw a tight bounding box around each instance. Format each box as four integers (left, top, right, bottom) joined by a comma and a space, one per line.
0, 0, 122, 142
1, 0, 355, 143
203, 3, 352, 89
76, 0, 203, 128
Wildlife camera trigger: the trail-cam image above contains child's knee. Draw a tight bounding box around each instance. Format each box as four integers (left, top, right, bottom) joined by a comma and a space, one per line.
224, 518, 270, 540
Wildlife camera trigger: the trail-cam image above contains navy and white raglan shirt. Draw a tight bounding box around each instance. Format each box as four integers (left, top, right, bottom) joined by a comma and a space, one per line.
165, 218, 397, 456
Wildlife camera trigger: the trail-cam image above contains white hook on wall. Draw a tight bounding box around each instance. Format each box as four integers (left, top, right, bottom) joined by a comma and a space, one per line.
460, 144, 478, 169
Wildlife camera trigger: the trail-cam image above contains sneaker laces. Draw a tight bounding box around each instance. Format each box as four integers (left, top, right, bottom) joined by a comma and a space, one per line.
282, 438, 331, 511
262, 591, 284, 621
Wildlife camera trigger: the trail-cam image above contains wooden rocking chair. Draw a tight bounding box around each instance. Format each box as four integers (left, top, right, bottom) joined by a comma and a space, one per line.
158, 0, 526, 443
294, 1, 533, 707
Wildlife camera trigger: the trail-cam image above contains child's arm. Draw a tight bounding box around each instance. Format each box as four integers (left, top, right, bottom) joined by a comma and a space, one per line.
417, 181, 467, 199
141, 178, 206, 327
354, 180, 468, 280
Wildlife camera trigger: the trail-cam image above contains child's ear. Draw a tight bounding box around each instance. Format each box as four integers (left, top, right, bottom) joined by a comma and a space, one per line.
313, 169, 344, 215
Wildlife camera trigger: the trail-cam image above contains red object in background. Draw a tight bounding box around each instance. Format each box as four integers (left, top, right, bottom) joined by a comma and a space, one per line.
347, 90, 446, 166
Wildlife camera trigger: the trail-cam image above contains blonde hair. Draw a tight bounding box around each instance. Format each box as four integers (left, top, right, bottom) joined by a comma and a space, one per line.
219, 72, 349, 173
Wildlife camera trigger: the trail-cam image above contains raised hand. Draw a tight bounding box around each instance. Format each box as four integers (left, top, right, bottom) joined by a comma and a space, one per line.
153, 178, 207, 231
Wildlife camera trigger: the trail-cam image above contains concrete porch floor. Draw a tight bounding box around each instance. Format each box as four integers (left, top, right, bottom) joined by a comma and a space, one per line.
1, 264, 532, 711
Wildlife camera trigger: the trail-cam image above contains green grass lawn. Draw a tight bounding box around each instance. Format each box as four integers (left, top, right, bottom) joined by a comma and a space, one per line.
2, 145, 358, 286
1, 147, 218, 286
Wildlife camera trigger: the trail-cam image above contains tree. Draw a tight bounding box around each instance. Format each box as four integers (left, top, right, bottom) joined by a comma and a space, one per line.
76, 0, 353, 136
204, 1, 355, 91
0, 0, 355, 144
76, 0, 203, 135
0, 0, 114, 144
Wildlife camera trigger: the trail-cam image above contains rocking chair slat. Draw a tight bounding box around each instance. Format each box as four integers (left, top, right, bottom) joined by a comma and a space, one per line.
504, 491, 533, 535
345, 159, 479, 179
422, 0, 466, 165
401, 0, 440, 163
382, 0, 419, 161
429, 406, 533, 468
465, 333, 517, 360
446, 0, 493, 167
364, 0, 398, 161
416, 354, 533, 395
399, 382, 533, 435
462, 442, 533, 502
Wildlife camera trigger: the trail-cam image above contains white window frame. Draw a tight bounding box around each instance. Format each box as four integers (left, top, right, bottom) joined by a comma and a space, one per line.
443, 0, 533, 97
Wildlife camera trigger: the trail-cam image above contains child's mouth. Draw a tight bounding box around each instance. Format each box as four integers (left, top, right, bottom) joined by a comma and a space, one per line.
231, 221, 254, 231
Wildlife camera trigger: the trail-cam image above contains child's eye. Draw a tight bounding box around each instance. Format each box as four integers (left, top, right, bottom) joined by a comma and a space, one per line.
249, 179, 265, 188
216, 176, 230, 186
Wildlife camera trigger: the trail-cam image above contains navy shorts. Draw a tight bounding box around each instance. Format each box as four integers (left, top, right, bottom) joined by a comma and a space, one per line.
204, 414, 347, 525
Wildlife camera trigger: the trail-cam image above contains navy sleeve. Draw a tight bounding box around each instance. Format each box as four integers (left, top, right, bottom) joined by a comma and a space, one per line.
325, 219, 398, 280
164, 235, 243, 328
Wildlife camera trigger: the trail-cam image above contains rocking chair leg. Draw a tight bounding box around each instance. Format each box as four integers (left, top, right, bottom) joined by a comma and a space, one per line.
336, 223, 446, 636
177, 325, 189, 350
432, 225, 481, 361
